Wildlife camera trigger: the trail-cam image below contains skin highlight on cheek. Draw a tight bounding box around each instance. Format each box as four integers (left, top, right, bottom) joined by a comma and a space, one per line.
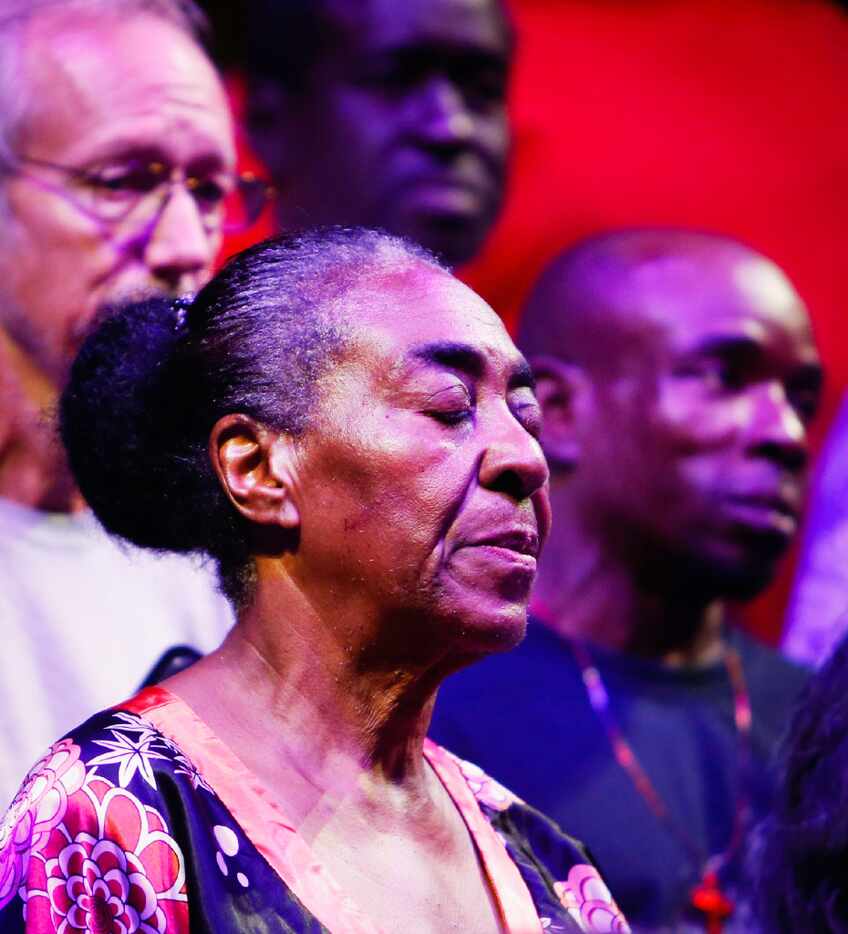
654, 381, 741, 454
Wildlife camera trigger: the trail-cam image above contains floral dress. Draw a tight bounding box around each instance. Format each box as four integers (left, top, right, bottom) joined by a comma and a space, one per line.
0, 686, 630, 933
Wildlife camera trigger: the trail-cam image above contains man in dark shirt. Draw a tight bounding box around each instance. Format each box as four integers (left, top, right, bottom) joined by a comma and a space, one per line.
431, 229, 823, 931
244, 0, 513, 269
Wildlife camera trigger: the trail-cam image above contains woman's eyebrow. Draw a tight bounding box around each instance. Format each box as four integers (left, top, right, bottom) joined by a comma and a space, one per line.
407, 342, 534, 390
408, 341, 486, 379
509, 358, 536, 391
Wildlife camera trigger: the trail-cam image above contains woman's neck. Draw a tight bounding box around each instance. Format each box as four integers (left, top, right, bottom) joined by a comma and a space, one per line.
166, 565, 451, 822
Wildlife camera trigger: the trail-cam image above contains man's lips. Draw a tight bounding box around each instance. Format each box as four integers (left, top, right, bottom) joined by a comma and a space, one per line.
721, 491, 800, 538
394, 168, 495, 215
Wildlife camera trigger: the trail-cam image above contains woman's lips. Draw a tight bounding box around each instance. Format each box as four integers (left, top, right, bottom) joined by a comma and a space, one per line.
466, 528, 540, 557
452, 528, 540, 577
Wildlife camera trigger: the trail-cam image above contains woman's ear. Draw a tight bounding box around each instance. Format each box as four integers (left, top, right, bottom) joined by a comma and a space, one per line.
528, 355, 589, 471
209, 414, 300, 529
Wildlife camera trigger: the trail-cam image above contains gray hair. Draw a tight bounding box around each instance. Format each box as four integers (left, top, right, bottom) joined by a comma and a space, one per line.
61, 227, 445, 608
0, 0, 209, 175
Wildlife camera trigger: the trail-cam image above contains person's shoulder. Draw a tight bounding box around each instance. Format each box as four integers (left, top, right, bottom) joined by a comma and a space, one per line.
1, 694, 200, 835
0, 697, 194, 929
432, 741, 528, 811
428, 739, 591, 874
730, 627, 810, 727
731, 627, 809, 691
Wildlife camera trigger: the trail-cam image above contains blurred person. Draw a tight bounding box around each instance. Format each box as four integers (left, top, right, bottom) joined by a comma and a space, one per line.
755, 631, 848, 932
781, 397, 848, 667
0, 0, 279, 803
0, 229, 630, 933
245, 0, 512, 268
431, 229, 823, 931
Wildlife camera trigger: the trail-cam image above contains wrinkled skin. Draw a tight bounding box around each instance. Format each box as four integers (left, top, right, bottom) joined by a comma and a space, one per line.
0, 12, 235, 386
285, 267, 551, 657
172, 265, 551, 933
0, 12, 235, 508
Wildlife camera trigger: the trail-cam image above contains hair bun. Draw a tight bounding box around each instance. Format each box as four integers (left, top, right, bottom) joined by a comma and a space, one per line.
59, 230, 442, 606
60, 296, 205, 552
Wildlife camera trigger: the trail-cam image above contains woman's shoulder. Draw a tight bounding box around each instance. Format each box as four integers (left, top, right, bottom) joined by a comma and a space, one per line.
0, 692, 201, 931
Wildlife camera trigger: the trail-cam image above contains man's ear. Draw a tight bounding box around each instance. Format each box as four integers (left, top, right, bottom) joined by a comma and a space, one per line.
209, 414, 300, 530
528, 355, 590, 470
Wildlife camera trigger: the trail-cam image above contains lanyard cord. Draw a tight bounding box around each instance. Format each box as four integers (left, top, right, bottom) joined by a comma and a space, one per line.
571, 640, 753, 931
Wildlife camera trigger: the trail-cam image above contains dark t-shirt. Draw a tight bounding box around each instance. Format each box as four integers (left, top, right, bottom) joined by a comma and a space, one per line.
429, 622, 808, 932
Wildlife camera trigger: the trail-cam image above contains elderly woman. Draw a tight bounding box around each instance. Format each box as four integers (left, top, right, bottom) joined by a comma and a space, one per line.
0, 230, 628, 933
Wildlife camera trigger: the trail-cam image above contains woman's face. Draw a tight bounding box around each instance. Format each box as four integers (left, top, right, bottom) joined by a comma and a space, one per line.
289, 267, 550, 658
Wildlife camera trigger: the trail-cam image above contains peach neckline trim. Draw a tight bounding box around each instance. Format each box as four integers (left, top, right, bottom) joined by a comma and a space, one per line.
124, 686, 543, 934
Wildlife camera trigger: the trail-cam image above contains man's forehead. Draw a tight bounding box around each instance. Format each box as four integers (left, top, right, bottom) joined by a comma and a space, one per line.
623, 252, 815, 352
21, 13, 233, 165
332, 0, 509, 56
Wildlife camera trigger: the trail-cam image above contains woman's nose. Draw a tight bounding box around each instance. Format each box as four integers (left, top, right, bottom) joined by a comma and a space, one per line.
478, 411, 550, 501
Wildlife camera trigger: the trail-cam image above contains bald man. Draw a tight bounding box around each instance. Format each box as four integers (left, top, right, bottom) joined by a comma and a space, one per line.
430, 230, 823, 932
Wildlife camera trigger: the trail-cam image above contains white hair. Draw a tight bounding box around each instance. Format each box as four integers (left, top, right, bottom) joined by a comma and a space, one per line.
0, 0, 210, 173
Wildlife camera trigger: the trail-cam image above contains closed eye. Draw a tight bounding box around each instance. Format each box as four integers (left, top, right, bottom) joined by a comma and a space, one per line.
423, 384, 474, 426
514, 402, 543, 438
509, 386, 543, 438
430, 408, 473, 426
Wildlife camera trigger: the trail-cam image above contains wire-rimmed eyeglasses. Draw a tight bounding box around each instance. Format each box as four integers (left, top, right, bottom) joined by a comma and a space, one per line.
15, 156, 277, 234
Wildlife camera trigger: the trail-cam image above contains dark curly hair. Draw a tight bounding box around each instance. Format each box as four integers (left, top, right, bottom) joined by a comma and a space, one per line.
755, 632, 848, 932
60, 227, 440, 607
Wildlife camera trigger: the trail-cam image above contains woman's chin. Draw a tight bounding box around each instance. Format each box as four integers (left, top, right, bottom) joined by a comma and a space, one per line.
445, 599, 530, 657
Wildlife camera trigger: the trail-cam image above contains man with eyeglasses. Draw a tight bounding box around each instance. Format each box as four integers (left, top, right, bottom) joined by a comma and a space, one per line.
0, 0, 271, 805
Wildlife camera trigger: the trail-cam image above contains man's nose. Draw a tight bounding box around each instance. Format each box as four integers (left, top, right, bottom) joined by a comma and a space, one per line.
748, 382, 808, 472
142, 185, 217, 291
412, 77, 476, 149
478, 409, 550, 501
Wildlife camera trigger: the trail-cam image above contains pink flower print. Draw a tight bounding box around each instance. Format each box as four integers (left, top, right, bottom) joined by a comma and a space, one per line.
449, 754, 519, 811
47, 836, 164, 933
554, 865, 631, 933
0, 804, 33, 907
0, 739, 86, 908
39, 783, 188, 933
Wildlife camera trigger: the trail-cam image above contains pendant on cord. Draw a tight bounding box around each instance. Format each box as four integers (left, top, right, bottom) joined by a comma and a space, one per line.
690, 870, 733, 934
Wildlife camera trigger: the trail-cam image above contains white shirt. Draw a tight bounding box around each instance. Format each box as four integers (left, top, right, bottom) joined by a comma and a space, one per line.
0, 497, 234, 806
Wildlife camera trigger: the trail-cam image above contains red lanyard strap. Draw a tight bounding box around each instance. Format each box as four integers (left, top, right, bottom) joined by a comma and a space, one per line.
571, 641, 752, 933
